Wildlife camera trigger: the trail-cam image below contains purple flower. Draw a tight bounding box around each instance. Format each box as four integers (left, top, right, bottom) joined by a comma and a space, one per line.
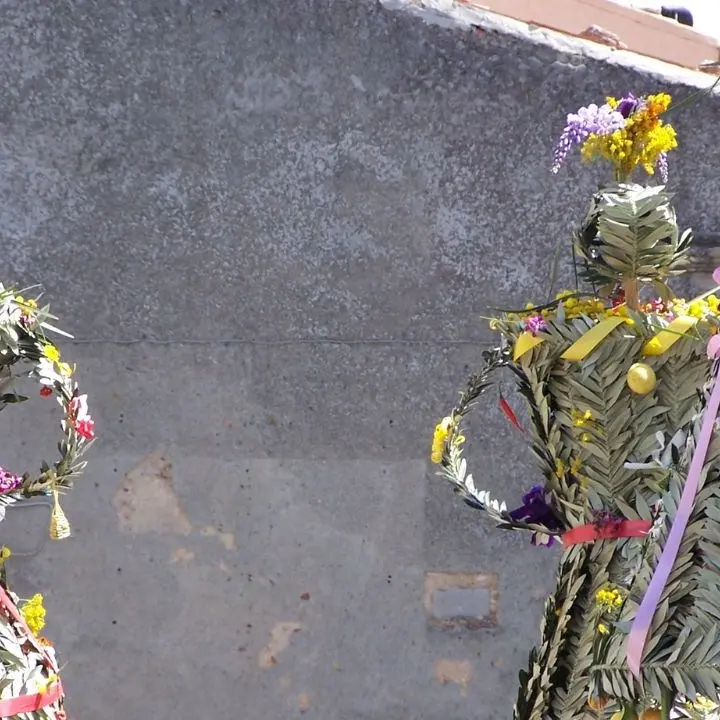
551, 103, 626, 173
656, 152, 669, 183
509, 485, 558, 526
523, 315, 547, 336
509, 485, 563, 547
0, 467, 21, 493
617, 92, 639, 118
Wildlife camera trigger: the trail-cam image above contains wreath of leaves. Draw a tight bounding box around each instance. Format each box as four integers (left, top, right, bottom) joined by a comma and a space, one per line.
434, 345, 566, 539
0, 285, 94, 533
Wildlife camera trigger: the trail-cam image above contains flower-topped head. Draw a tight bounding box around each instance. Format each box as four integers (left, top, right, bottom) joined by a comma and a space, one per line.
552, 92, 677, 182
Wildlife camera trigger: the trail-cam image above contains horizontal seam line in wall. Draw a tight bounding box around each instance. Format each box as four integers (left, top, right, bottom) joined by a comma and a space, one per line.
66, 337, 493, 347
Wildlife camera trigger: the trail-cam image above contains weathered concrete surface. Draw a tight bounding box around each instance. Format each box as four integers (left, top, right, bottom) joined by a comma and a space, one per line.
0, 0, 719, 718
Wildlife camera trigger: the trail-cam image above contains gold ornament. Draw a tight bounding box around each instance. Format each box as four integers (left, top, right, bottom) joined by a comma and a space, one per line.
627, 363, 656, 395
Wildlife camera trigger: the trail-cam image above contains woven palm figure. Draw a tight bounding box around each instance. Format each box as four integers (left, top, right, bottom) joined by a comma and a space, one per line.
433, 91, 720, 720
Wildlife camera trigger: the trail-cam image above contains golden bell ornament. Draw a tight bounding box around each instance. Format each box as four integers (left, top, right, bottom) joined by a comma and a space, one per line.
626, 363, 656, 395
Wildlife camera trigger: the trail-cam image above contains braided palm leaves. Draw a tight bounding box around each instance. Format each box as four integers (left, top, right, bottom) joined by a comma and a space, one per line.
575, 184, 691, 291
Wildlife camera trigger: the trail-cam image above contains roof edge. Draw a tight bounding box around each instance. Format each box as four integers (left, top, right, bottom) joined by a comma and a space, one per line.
380, 0, 720, 91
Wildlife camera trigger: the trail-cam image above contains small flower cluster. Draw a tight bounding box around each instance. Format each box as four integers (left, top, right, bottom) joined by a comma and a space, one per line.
68, 394, 95, 441
431, 416, 459, 464
572, 408, 594, 442
552, 92, 677, 182
555, 456, 583, 479
13, 295, 38, 327
523, 314, 547, 336
552, 103, 625, 173
595, 585, 625, 635
517, 292, 608, 324
686, 695, 719, 717
38, 340, 95, 441
507, 291, 720, 337
596, 586, 624, 611
661, 295, 720, 321
0, 466, 22, 493
20, 593, 47, 635
557, 293, 607, 319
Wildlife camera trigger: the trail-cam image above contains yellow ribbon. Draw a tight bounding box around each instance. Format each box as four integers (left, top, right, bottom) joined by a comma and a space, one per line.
560, 317, 627, 362
513, 331, 545, 361
642, 316, 699, 356
513, 313, 700, 365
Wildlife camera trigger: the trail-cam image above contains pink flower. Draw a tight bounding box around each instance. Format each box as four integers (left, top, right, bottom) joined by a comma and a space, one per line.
0, 466, 22, 493
69, 394, 95, 440
523, 315, 547, 336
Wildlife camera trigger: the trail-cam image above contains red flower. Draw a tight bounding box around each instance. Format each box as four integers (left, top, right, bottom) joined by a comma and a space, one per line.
40, 386, 53, 398
75, 418, 95, 440
68, 394, 95, 440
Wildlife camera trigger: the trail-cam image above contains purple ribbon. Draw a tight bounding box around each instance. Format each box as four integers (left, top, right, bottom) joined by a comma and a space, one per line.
626, 337, 720, 677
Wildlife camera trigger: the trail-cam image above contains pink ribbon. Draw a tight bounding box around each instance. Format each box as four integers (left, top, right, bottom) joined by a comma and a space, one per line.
626, 334, 720, 677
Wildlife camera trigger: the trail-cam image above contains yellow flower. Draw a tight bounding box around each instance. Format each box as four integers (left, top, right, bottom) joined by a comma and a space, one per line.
42, 344, 61, 363
580, 93, 676, 180
597, 623, 609, 635
554, 458, 566, 478
431, 417, 453, 464
688, 300, 708, 319
693, 695, 718, 712
57, 362, 75, 377
595, 586, 624, 611
572, 409, 593, 427
646, 92, 672, 116
20, 593, 46, 635
581, 432, 590, 443
0, 547, 11, 564
14, 295, 37, 309
570, 456, 582, 476
708, 295, 719, 313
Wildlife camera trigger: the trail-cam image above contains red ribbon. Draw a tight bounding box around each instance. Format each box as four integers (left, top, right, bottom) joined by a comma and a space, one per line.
0, 582, 64, 715
562, 519, 652, 546
0, 679, 63, 715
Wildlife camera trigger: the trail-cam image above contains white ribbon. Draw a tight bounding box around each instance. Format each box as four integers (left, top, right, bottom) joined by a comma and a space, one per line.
623, 429, 687, 471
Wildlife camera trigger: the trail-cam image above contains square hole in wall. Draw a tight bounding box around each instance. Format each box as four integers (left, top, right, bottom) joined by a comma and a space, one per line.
424, 571, 499, 629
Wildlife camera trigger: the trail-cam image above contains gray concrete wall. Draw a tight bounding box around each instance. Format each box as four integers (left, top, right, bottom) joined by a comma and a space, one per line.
0, 1, 719, 718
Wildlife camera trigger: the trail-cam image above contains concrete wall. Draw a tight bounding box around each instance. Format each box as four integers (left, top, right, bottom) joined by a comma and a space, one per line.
0, 1, 719, 718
